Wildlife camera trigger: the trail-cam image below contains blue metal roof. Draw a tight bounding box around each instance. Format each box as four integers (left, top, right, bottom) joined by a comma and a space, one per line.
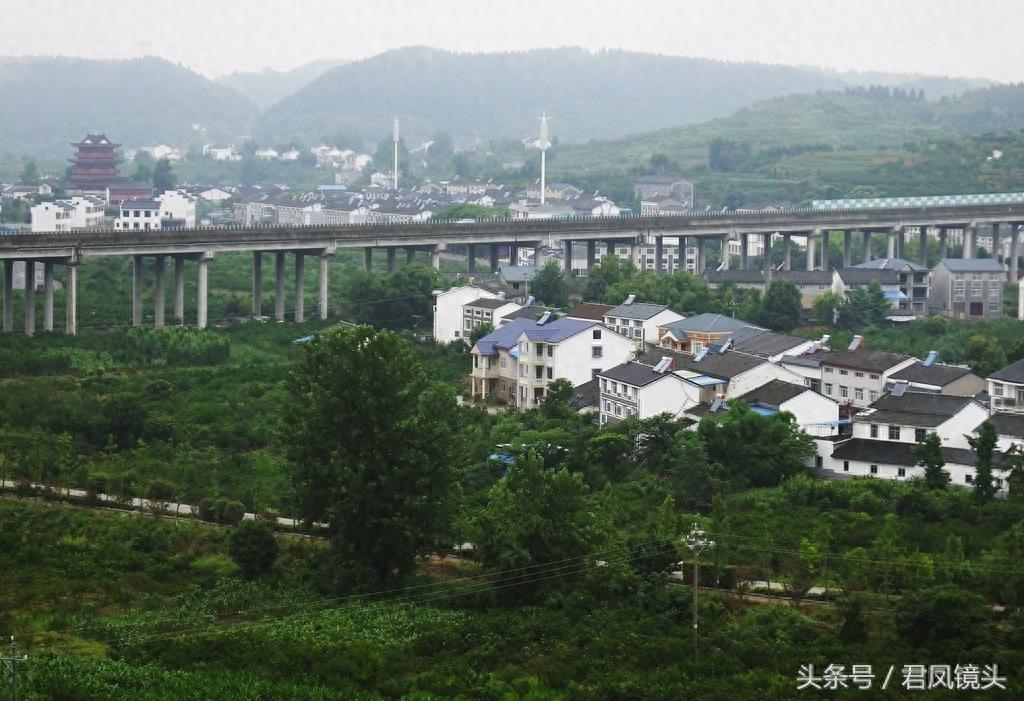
751, 406, 777, 416
685, 374, 725, 387
883, 290, 908, 300
472, 316, 599, 356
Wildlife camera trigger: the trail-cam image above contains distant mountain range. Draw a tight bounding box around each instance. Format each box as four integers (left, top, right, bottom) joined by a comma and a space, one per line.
216, 59, 349, 110
0, 48, 1004, 160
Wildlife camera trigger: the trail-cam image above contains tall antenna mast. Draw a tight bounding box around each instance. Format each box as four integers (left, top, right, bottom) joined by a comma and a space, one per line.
534, 111, 551, 205
392, 116, 400, 191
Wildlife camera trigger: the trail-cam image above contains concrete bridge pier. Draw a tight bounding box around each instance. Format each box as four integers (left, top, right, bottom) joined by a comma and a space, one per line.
294, 253, 305, 323
24, 261, 36, 336
533, 244, 545, 266
508, 244, 518, 266
318, 253, 331, 321
42, 262, 54, 333
466, 244, 476, 273
586, 240, 597, 272
696, 239, 706, 274
66, 260, 77, 335
154, 256, 166, 330
362, 247, 373, 272
964, 224, 976, 259
843, 230, 852, 268
606, 240, 615, 259
490, 244, 500, 271
275, 252, 286, 322
739, 234, 749, 270
564, 239, 574, 275
721, 236, 732, 270
939, 228, 948, 259
387, 247, 397, 273
654, 237, 664, 275
861, 230, 872, 263
132, 255, 144, 327
992, 224, 1003, 263
763, 233, 773, 274
2, 260, 12, 332
197, 253, 211, 330
407, 248, 417, 265
896, 228, 906, 259
887, 230, 896, 259
806, 231, 816, 271
918, 227, 929, 265
431, 245, 442, 270
782, 234, 791, 271
173, 256, 185, 323
1010, 224, 1019, 282
820, 230, 831, 270
251, 252, 262, 318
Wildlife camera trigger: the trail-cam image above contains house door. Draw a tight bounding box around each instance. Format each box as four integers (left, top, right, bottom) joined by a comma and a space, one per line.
969, 302, 984, 317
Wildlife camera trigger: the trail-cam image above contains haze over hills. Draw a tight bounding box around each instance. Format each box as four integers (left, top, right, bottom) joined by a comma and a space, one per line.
0, 47, 1006, 160
0, 56, 255, 159
216, 59, 349, 110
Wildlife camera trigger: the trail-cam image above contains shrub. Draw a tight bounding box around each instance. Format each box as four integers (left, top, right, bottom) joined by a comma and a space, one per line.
228, 519, 279, 579
220, 500, 246, 525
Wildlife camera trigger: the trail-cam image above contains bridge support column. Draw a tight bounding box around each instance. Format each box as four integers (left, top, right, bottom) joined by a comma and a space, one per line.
2, 260, 12, 333
721, 237, 731, 269
586, 240, 597, 272
534, 244, 545, 266
763, 233, 773, 274
919, 227, 929, 266
939, 227, 948, 259
862, 230, 872, 263
655, 237, 664, 275
431, 245, 442, 270
896, 229, 906, 259
294, 253, 305, 323
362, 247, 373, 272
42, 261, 54, 333
820, 230, 831, 270
606, 240, 615, 259
274, 252, 286, 322
806, 231, 816, 271
489, 245, 499, 271
1010, 224, 1019, 282
843, 230, 852, 268
740, 234, 749, 270
251, 252, 262, 318
564, 239, 574, 275
696, 239, 706, 275
508, 244, 518, 265
65, 261, 77, 335
782, 234, 791, 271
24, 261, 35, 336
174, 256, 185, 323
387, 248, 397, 273
964, 225, 976, 259
154, 256, 165, 330
992, 223, 1003, 262
466, 244, 476, 273
197, 254, 210, 330
318, 254, 331, 321
132, 255, 144, 327
887, 229, 896, 259
406, 248, 416, 265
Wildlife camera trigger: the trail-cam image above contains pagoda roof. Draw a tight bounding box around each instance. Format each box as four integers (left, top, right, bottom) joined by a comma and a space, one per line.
72, 133, 120, 148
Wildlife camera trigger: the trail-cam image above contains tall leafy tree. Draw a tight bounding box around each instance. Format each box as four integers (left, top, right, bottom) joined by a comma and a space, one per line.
758, 278, 802, 331
152, 157, 176, 192
912, 432, 949, 490
19, 160, 40, 185
283, 326, 463, 590
967, 420, 998, 503
530, 260, 568, 307
811, 291, 842, 326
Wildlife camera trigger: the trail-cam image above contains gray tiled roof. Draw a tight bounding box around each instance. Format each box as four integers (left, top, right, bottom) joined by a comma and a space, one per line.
466, 297, 513, 310
832, 438, 1007, 468
569, 379, 600, 410
777, 270, 834, 285
853, 257, 928, 272
660, 313, 758, 335
983, 413, 1024, 438
606, 301, 670, 320
638, 347, 766, 380
727, 329, 809, 358
835, 268, 901, 285
703, 269, 766, 284
599, 361, 678, 388
890, 361, 974, 386
735, 380, 811, 408
989, 358, 1024, 383
938, 258, 1005, 273
567, 302, 614, 321
810, 348, 913, 373
855, 392, 974, 428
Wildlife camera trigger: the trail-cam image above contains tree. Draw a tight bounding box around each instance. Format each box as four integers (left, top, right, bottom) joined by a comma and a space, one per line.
152, 158, 175, 192
967, 420, 998, 503
912, 432, 949, 490
837, 281, 889, 328
584, 255, 637, 302
895, 585, 993, 658
474, 450, 594, 596
468, 322, 494, 346
228, 519, 279, 580
19, 160, 40, 186
811, 291, 842, 326
283, 326, 462, 590
530, 260, 568, 307
964, 335, 1007, 376
758, 279, 801, 331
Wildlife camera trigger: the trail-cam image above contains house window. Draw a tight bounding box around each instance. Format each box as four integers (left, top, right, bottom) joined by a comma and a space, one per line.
870, 465, 878, 475
888, 425, 901, 440
535, 366, 543, 379
547, 367, 553, 379
870, 391, 879, 402
965, 474, 973, 484
855, 371, 864, 378
839, 369, 849, 376
854, 388, 864, 401
592, 346, 603, 358
839, 386, 849, 399
815, 456, 823, 468
692, 341, 704, 354
843, 461, 850, 472
536, 343, 544, 356
634, 320, 642, 327
592, 329, 602, 340
614, 403, 622, 416
898, 467, 906, 477
993, 383, 1004, 397
915, 428, 927, 443
971, 280, 982, 295
824, 367, 834, 373
603, 400, 610, 411
824, 383, 833, 395
870, 374, 879, 380
870, 424, 878, 438
547, 346, 553, 357
601, 379, 607, 391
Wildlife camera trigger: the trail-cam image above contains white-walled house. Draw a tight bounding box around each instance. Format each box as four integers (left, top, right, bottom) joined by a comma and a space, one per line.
114, 198, 162, 231
30, 201, 74, 232
461, 297, 521, 341
598, 361, 694, 425
470, 316, 635, 410
887, 360, 985, 396
155, 189, 197, 228
433, 285, 499, 343
780, 347, 916, 408
824, 392, 1007, 494
731, 380, 840, 437
603, 300, 685, 345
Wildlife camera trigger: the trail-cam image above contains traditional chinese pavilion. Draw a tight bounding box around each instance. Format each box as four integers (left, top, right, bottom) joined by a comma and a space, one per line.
66, 133, 152, 203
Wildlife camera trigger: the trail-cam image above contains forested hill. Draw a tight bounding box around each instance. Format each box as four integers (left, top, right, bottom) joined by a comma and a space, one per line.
551, 83, 1024, 177
216, 59, 348, 110
0, 56, 255, 158
254, 46, 978, 146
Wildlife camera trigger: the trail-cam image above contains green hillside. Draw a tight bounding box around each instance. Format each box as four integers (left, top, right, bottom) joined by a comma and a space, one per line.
217, 59, 349, 110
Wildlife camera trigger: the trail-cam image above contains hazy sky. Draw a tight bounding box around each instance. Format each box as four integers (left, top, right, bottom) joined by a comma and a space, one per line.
8, 0, 1024, 81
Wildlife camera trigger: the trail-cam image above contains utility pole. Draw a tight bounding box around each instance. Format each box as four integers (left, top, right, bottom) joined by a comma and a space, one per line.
1, 636, 27, 701
684, 523, 714, 657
